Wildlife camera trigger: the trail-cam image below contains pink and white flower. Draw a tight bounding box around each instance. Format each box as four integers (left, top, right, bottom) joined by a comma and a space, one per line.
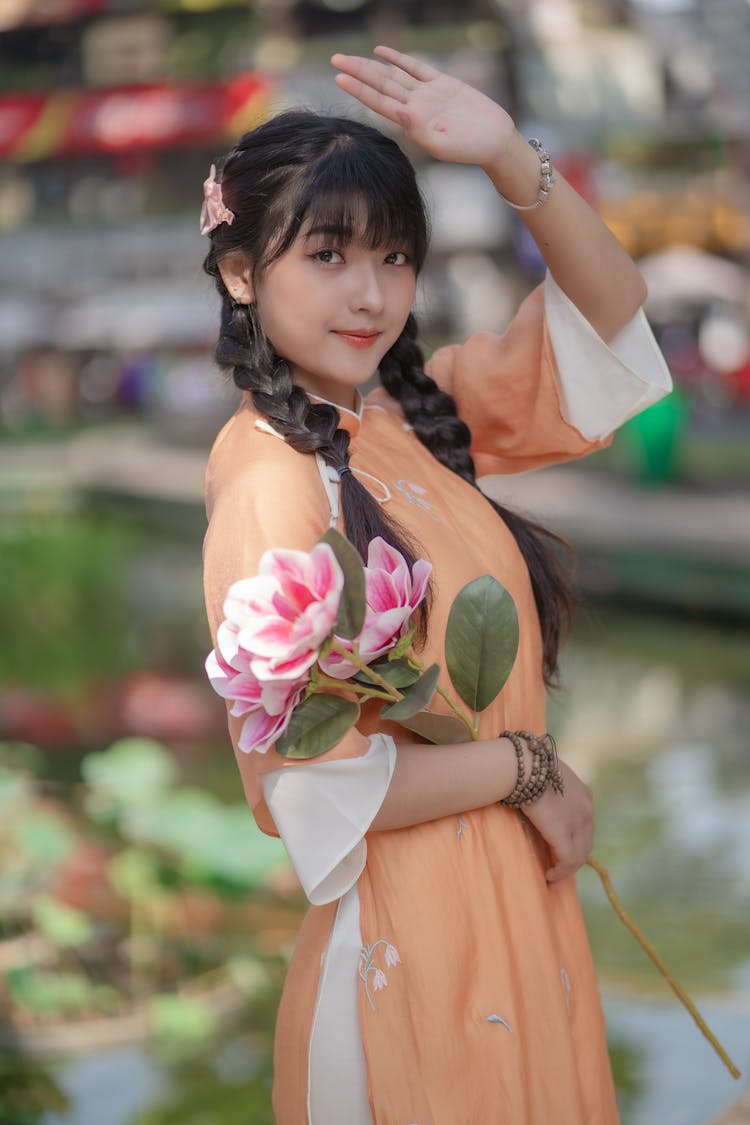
224, 543, 344, 682
321, 537, 431, 679
205, 625, 306, 754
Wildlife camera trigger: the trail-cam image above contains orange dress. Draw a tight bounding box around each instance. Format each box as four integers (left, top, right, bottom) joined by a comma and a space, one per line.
202, 281, 671, 1124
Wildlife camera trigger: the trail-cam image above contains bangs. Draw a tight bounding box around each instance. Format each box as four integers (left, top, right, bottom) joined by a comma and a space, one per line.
264, 133, 429, 270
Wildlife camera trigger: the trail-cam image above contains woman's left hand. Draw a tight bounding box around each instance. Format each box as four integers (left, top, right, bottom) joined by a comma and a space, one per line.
331, 45, 516, 169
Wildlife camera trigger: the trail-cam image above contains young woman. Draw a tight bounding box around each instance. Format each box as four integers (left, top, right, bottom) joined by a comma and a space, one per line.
201, 46, 671, 1124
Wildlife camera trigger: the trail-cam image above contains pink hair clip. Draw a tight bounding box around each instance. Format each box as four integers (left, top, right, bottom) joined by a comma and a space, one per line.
200, 163, 235, 236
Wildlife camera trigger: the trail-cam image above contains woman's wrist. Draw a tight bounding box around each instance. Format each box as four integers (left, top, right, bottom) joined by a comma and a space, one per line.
498, 731, 565, 807
482, 129, 548, 206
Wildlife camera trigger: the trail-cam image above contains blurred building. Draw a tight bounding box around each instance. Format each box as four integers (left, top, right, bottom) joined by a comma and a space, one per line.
0, 0, 748, 432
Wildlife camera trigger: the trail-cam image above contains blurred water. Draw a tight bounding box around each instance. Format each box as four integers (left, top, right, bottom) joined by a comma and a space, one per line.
25, 600, 750, 1125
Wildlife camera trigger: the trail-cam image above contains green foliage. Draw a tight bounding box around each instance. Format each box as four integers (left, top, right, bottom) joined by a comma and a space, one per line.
0, 1051, 69, 1124
319, 528, 366, 638
0, 765, 76, 918
356, 658, 420, 689
16, 812, 75, 869
82, 737, 178, 821
7, 967, 119, 1017
381, 663, 441, 721
276, 693, 360, 759
148, 994, 217, 1046
108, 847, 162, 900
31, 894, 94, 948
122, 791, 287, 889
391, 711, 469, 745
387, 626, 417, 662
445, 575, 519, 713
0, 514, 144, 694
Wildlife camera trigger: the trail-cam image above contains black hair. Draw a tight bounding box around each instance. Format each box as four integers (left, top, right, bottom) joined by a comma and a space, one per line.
203, 109, 573, 684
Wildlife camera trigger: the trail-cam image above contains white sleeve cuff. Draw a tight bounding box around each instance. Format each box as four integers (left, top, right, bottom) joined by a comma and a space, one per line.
260, 733, 397, 906
544, 270, 673, 441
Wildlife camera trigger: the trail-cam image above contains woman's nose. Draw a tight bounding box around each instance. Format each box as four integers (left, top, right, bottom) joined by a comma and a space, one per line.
349, 263, 385, 314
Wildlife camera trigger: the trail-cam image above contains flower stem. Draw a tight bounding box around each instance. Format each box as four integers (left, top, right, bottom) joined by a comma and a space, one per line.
328, 639, 404, 702
585, 855, 741, 1080
405, 646, 478, 739
312, 670, 396, 703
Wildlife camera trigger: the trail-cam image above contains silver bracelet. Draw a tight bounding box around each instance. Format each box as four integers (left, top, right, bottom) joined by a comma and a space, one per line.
497, 137, 556, 212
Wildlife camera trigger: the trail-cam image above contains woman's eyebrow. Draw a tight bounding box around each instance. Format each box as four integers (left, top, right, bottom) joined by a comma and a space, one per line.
302, 224, 345, 242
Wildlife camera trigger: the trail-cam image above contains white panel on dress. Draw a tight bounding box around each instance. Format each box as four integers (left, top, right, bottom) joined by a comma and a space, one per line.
544, 270, 673, 441
261, 733, 397, 906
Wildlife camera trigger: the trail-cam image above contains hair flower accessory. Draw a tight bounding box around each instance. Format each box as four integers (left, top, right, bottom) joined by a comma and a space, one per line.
200, 163, 235, 236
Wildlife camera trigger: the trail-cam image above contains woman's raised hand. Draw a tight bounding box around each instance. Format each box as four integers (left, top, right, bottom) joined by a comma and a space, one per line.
331, 45, 516, 168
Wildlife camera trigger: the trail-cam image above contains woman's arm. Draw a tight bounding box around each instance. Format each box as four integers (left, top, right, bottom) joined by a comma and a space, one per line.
332, 45, 646, 341
370, 735, 594, 885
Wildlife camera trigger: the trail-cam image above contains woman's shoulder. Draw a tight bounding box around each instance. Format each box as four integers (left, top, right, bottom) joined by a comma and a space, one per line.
204, 394, 324, 517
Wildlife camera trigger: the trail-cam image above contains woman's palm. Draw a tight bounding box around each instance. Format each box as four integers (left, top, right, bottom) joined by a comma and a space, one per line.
332, 46, 515, 167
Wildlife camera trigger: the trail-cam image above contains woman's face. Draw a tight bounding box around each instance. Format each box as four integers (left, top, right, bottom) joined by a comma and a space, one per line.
252, 221, 417, 411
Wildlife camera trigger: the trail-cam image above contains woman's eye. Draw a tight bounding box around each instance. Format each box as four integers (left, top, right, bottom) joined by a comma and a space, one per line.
313, 248, 343, 264
384, 251, 409, 266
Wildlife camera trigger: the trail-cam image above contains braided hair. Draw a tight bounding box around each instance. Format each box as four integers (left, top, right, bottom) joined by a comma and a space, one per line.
203, 110, 573, 683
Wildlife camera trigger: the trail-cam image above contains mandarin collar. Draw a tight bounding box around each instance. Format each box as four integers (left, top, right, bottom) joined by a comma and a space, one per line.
308, 388, 364, 438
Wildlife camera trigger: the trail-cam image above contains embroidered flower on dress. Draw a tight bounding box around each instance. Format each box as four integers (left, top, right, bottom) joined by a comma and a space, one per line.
360, 939, 402, 1012
200, 163, 235, 235
384, 942, 401, 968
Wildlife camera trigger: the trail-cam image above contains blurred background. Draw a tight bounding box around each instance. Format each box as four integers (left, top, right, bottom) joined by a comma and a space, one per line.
1, 1, 749, 1123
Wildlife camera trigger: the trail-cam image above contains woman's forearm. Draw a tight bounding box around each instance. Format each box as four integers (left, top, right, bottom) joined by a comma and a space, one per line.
370, 736, 523, 831
483, 131, 647, 342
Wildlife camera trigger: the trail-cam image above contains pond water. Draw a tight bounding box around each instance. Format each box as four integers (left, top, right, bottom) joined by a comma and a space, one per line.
4, 515, 747, 1124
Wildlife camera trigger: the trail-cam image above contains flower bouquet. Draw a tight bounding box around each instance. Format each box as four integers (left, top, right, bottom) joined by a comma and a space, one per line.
206, 529, 519, 760
205, 528, 740, 1079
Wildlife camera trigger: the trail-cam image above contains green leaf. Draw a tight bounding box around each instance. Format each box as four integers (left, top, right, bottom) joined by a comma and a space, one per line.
7, 968, 97, 1015
381, 663, 440, 721
32, 894, 94, 948
17, 811, 75, 868
124, 792, 287, 889
445, 576, 519, 713
107, 847, 161, 899
388, 625, 417, 661
275, 693, 360, 759
318, 528, 366, 639
354, 658, 420, 689
148, 994, 216, 1044
81, 738, 177, 819
394, 711, 470, 745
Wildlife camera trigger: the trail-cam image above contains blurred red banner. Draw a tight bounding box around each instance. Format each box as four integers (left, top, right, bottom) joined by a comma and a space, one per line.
0, 0, 108, 30
0, 74, 272, 160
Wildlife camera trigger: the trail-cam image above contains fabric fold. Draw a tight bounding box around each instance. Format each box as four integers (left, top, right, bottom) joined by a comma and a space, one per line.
544, 270, 673, 441
261, 733, 397, 905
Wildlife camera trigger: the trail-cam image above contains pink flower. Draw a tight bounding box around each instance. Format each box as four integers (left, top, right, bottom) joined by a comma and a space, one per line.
199, 163, 235, 236
224, 544, 344, 682
321, 538, 431, 678
205, 623, 306, 754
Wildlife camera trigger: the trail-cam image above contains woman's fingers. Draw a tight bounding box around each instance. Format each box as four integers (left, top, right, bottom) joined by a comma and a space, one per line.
331, 53, 415, 101
372, 44, 440, 83
332, 72, 406, 122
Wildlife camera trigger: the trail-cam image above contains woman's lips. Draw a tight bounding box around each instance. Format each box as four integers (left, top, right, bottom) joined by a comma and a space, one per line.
332, 330, 380, 349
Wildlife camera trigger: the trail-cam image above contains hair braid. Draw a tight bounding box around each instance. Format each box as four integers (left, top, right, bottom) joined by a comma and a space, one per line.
211, 292, 432, 640
379, 316, 574, 686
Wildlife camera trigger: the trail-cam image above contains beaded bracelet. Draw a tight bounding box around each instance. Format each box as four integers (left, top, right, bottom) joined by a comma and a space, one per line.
496, 138, 556, 211
499, 730, 564, 807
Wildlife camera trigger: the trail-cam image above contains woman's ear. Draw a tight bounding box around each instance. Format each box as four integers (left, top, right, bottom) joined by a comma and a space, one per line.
217, 250, 254, 304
